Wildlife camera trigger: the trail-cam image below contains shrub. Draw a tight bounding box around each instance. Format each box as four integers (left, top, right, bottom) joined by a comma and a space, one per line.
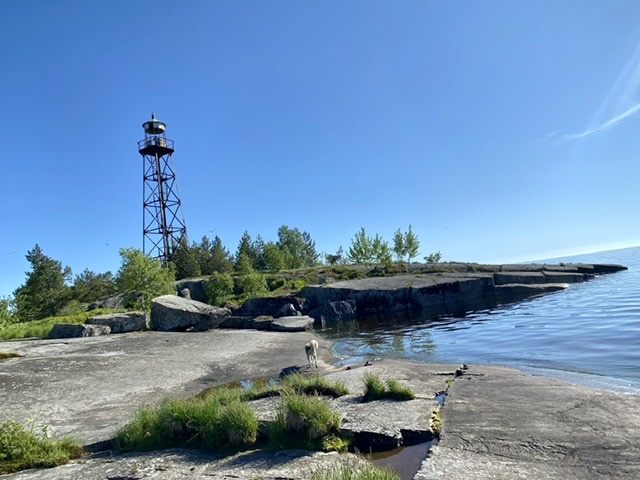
206, 272, 234, 307
362, 373, 415, 402
234, 272, 268, 298
266, 276, 287, 291
0, 420, 82, 474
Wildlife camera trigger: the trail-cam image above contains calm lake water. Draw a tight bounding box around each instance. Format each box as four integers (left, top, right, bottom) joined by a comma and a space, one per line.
320, 246, 640, 394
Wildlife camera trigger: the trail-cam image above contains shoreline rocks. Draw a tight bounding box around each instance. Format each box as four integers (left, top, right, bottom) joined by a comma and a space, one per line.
298, 263, 627, 321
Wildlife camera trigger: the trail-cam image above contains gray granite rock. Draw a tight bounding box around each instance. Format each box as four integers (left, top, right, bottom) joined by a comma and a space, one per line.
236, 296, 303, 317
174, 278, 208, 302
270, 315, 314, 332
86, 311, 147, 333
308, 299, 357, 325
48, 324, 111, 339
150, 295, 230, 331
275, 303, 301, 318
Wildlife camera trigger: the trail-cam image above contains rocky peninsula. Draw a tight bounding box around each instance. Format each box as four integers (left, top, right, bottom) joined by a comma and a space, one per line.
1, 262, 638, 479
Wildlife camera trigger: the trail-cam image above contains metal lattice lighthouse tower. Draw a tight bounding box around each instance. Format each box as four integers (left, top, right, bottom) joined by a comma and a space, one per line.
138, 113, 188, 266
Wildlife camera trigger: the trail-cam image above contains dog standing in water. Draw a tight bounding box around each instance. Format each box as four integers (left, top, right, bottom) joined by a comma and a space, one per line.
305, 339, 318, 368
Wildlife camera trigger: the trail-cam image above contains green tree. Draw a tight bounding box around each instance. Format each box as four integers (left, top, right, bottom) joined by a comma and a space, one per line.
13, 244, 72, 321
325, 246, 345, 265
404, 225, 420, 271
348, 227, 374, 269
424, 251, 443, 264
206, 272, 234, 307
115, 248, 175, 309
233, 253, 267, 298
0, 296, 16, 330
252, 235, 267, 271
392, 228, 406, 263
372, 234, 393, 269
276, 225, 319, 269
170, 239, 201, 280
235, 231, 258, 271
192, 235, 233, 275
262, 241, 286, 272
71, 269, 117, 303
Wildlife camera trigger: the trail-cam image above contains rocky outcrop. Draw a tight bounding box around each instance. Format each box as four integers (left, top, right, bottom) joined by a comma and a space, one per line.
275, 303, 301, 318
48, 323, 111, 339
150, 295, 230, 331
87, 291, 144, 310
85, 312, 147, 333
175, 278, 208, 303
308, 300, 357, 325
235, 296, 303, 317
299, 264, 627, 320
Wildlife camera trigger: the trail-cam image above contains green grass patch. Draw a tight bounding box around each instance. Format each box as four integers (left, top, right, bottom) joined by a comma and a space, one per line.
0, 309, 125, 341
0, 420, 82, 475
198, 374, 349, 402
362, 373, 415, 402
310, 457, 400, 480
281, 372, 349, 398
118, 375, 350, 455
115, 389, 259, 453
269, 394, 346, 451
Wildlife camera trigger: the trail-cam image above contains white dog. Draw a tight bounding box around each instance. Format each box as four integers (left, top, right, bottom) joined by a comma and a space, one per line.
305, 339, 318, 368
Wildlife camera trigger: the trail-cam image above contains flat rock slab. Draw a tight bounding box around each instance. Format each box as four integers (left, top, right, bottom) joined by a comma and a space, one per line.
85, 311, 147, 333
0, 448, 373, 480
0, 330, 328, 447
271, 315, 314, 332
415, 365, 640, 480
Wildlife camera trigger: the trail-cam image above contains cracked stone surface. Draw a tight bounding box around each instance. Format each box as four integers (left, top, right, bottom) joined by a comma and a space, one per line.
415, 365, 640, 480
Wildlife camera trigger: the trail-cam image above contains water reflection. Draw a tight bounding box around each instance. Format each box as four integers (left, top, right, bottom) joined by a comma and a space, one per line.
319, 295, 536, 362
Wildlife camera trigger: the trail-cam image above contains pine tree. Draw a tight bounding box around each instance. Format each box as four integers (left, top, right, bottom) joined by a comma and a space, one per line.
13, 244, 72, 321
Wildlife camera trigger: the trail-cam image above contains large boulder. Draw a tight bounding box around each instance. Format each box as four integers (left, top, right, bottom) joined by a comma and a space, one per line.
150, 295, 230, 332
235, 296, 303, 317
308, 299, 357, 325
48, 324, 111, 339
88, 291, 144, 311
275, 303, 301, 318
175, 278, 208, 303
86, 312, 147, 334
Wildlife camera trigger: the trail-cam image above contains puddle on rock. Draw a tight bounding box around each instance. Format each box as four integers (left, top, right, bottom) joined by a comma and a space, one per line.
370, 440, 437, 480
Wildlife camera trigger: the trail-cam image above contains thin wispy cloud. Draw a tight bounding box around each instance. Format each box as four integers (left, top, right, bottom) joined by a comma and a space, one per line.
562, 42, 640, 141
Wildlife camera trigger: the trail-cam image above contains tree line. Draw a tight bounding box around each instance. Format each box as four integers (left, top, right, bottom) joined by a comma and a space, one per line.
1, 224, 442, 326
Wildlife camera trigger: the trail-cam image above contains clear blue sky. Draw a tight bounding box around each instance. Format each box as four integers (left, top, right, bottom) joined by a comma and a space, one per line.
2, 1, 639, 297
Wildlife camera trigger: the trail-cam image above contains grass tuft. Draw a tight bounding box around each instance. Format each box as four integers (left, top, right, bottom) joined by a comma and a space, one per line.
115, 388, 258, 453
269, 394, 344, 451
0, 420, 82, 475
362, 373, 415, 402
281, 372, 349, 398
0, 351, 20, 360
309, 457, 400, 480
